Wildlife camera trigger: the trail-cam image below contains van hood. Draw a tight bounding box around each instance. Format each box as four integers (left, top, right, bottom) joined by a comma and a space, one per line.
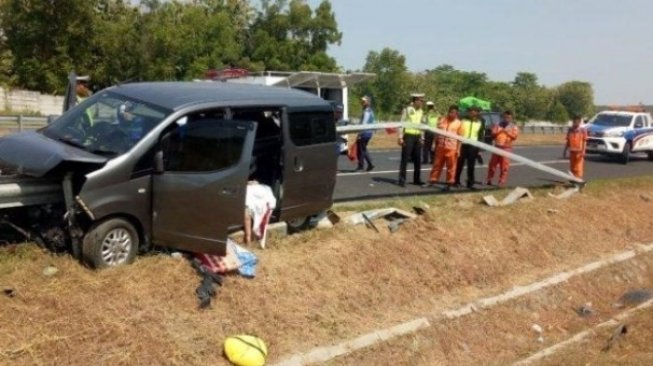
0, 132, 107, 177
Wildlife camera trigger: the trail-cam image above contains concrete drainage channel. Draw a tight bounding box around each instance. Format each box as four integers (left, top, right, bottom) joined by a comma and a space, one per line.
273, 243, 653, 366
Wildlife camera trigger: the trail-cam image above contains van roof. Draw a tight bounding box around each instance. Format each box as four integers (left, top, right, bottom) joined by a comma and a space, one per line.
108, 81, 331, 111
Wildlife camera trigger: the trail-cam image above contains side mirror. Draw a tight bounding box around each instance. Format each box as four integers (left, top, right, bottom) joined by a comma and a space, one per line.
154, 150, 164, 174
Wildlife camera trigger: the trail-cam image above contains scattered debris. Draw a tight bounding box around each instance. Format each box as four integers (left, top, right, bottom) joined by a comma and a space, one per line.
547, 208, 559, 214
362, 213, 380, 233
575, 302, 595, 317
602, 323, 628, 352
224, 334, 268, 366
190, 257, 223, 309
170, 252, 184, 259
312, 210, 341, 230
531, 324, 543, 334
615, 289, 652, 308
483, 187, 534, 207
196, 240, 258, 279
3, 287, 15, 298
388, 219, 408, 233
42, 266, 59, 277
548, 186, 580, 200
640, 194, 651, 202
344, 208, 417, 226
531, 323, 544, 343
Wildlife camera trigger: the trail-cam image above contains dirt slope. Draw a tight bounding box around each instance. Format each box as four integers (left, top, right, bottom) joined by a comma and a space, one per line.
1, 177, 653, 365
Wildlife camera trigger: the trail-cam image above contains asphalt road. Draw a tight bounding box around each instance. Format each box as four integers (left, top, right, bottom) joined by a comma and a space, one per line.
334, 145, 653, 202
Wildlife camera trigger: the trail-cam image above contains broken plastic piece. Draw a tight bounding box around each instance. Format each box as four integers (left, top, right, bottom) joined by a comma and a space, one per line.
615, 289, 652, 308
483, 187, 534, 207
3, 288, 15, 298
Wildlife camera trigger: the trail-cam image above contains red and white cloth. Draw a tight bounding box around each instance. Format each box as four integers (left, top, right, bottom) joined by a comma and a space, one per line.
246, 182, 277, 249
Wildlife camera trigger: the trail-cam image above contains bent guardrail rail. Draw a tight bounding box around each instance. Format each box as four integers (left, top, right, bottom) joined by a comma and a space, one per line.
0, 176, 63, 209
337, 122, 583, 185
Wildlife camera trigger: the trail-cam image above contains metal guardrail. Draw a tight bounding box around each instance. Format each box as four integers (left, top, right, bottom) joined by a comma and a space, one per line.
0, 115, 50, 133
0, 115, 568, 135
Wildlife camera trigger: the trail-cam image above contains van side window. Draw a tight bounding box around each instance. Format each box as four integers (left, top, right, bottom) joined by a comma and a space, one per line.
161, 118, 246, 172
288, 112, 335, 146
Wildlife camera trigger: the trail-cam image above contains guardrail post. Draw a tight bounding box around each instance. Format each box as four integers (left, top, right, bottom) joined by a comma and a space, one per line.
18, 114, 23, 132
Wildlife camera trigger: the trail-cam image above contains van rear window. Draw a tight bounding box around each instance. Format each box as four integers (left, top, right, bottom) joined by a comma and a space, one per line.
289, 112, 335, 146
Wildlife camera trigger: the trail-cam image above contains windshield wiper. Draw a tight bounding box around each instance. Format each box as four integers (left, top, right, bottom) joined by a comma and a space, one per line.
55, 136, 86, 150
88, 148, 119, 157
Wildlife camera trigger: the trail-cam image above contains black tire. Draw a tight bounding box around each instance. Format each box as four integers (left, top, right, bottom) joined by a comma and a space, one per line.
286, 216, 310, 233
82, 218, 139, 269
648, 152, 653, 161
620, 142, 631, 165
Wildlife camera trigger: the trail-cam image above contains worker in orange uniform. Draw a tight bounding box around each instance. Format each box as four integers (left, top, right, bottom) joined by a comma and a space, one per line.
429, 105, 464, 192
486, 110, 519, 186
563, 115, 588, 179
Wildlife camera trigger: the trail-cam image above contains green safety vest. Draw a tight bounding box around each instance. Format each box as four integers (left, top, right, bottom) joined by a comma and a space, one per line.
461, 119, 482, 140
404, 107, 423, 135
426, 112, 439, 127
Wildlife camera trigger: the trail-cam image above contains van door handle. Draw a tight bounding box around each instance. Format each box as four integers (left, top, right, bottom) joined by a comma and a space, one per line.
294, 156, 304, 172
220, 187, 236, 195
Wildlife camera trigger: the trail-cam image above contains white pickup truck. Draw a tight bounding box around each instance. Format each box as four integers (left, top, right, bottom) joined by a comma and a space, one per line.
585, 111, 653, 164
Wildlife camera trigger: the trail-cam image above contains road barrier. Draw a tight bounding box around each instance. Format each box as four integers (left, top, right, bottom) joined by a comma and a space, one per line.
0, 115, 51, 133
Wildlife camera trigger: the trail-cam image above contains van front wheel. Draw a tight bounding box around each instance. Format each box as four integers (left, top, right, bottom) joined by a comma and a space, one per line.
82, 218, 139, 269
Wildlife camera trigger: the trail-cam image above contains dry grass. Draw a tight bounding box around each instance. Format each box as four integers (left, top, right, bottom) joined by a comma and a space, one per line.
366, 133, 566, 150
1, 177, 653, 365
331, 254, 653, 366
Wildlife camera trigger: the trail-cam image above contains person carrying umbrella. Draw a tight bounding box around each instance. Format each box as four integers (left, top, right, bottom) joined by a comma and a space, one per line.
454, 105, 485, 189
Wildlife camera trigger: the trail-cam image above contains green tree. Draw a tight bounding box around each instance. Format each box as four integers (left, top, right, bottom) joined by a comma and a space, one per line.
248, 0, 341, 71
556, 81, 594, 118
512, 72, 552, 120
547, 99, 569, 123
0, 0, 99, 93
359, 48, 410, 119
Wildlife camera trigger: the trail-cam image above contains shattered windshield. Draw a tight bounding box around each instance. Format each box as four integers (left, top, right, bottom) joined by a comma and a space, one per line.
591, 114, 632, 127
41, 92, 171, 157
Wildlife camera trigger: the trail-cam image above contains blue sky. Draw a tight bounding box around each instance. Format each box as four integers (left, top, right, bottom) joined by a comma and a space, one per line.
307, 0, 653, 104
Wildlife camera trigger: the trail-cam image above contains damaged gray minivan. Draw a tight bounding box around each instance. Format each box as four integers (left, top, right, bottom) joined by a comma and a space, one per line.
0, 82, 338, 268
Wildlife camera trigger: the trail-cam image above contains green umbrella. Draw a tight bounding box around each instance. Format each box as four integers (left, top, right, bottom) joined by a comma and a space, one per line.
459, 96, 492, 111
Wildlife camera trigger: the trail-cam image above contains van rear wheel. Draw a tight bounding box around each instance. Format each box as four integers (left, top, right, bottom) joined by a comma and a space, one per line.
648, 152, 653, 161
82, 218, 139, 269
286, 216, 310, 233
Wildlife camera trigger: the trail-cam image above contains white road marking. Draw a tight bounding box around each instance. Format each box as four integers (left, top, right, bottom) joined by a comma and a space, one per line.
337, 159, 568, 177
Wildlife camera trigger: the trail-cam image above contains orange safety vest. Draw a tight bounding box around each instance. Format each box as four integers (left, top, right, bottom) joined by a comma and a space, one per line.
567, 127, 587, 152
437, 118, 463, 150
493, 124, 519, 148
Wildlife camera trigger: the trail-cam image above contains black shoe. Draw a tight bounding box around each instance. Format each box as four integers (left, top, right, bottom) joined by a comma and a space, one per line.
366, 165, 375, 172
468, 185, 478, 191
413, 181, 425, 186
398, 180, 406, 187
355, 166, 364, 171
441, 185, 451, 192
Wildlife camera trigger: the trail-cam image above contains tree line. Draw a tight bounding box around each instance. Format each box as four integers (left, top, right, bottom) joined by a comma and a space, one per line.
354, 48, 594, 123
0, 1, 594, 123
0, 0, 341, 93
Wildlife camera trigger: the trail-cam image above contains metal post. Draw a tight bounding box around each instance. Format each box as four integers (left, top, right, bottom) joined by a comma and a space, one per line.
18, 114, 23, 132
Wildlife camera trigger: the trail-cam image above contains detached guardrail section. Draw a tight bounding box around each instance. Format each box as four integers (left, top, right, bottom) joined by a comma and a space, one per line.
337, 122, 583, 185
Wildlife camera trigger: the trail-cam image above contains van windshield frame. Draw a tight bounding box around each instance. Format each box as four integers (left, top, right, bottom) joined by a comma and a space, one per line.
41, 91, 172, 157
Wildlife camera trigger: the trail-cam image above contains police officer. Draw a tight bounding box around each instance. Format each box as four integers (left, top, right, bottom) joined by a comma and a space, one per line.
398, 93, 425, 187
454, 105, 485, 190
422, 101, 439, 164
